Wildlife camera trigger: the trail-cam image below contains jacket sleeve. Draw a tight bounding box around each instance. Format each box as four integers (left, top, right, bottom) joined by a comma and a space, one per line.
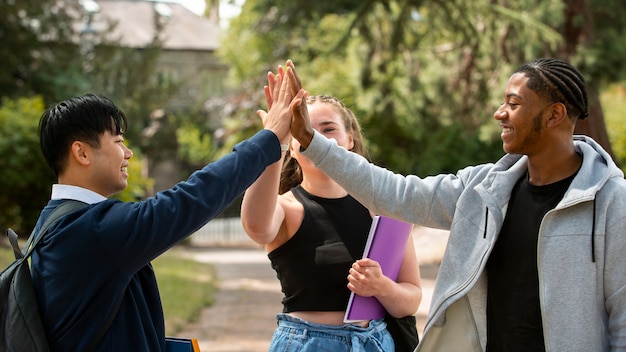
301, 130, 465, 229
90, 129, 282, 271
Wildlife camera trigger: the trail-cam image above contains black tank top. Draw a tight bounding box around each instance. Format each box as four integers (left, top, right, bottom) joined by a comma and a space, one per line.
268, 185, 373, 312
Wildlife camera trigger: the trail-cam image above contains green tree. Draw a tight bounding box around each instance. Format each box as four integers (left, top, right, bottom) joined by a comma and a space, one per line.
0, 97, 53, 236
218, 0, 624, 175
600, 83, 626, 172
0, 0, 86, 103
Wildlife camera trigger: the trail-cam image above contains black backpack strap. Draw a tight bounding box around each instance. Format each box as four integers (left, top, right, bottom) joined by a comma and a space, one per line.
8, 228, 23, 259
7, 199, 122, 351
9, 200, 88, 260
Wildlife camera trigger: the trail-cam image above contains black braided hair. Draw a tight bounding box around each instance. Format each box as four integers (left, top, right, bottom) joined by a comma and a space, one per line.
513, 58, 589, 120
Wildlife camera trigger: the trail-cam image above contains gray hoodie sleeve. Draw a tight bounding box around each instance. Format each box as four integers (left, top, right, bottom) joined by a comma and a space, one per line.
301, 130, 466, 229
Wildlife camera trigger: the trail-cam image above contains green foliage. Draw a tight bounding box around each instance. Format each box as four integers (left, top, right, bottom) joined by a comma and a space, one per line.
218, 0, 625, 175
0, 96, 54, 234
575, 0, 626, 87
176, 123, 218, 168
600, 83, 626, 171
0, 0, 86, 103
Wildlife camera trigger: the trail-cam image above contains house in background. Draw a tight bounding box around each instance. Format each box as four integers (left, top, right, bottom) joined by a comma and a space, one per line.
81, 0, 229, 192
83, 0, 228, 109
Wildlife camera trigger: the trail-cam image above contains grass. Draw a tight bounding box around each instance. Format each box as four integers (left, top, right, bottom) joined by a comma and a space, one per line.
0, 244, 13, 267
153, 246, 217, 335
0, 243, 216, 336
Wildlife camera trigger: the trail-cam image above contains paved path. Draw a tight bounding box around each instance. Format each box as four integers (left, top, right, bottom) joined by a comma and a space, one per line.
177, 226, 448, 351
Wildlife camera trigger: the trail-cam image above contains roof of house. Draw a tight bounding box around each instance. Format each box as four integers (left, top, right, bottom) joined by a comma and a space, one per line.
87, 0, 220, 51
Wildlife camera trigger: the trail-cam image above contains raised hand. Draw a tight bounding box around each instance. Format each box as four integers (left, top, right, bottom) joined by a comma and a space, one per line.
285, 62, 314, 149
258, 66, 294, 144
262, 64, 286, 110
285, 60, 302, 98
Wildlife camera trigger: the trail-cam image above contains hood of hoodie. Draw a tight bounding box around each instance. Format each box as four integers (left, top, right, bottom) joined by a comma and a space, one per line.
564, 135, 624, 206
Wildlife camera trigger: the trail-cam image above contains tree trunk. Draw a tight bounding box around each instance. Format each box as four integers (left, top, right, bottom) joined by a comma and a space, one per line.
563, 0, 617, 163
575, 88, 617, 162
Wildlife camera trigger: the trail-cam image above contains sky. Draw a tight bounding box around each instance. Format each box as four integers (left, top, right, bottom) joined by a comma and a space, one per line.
174, 0, 243, 19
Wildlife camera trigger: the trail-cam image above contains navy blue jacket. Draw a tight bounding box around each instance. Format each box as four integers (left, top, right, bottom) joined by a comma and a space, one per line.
31, 130, 281, 351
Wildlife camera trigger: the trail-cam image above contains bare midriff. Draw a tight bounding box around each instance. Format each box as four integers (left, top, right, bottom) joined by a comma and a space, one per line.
288, 311, 370, 327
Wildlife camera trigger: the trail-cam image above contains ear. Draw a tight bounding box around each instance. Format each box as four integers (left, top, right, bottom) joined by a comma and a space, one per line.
347, 132, 355, 151
70, 141, 91, 166
546, 102, 568, 128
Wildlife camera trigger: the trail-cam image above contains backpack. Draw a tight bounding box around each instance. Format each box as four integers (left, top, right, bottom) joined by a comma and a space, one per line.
0, 200, 87, 352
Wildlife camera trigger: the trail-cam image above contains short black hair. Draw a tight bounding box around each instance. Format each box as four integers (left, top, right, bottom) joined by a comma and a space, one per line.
514, 58, 589, 121
39, 94, 128, 177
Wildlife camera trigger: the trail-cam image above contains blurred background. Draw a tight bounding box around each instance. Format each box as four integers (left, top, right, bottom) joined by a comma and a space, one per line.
1, 0, 625, 238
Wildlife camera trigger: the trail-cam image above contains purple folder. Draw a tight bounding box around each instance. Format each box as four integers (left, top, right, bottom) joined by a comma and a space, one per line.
343, 215, 414, 323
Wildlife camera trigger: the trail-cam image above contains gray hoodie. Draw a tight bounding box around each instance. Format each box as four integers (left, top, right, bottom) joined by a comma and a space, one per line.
301, 132, 626, 351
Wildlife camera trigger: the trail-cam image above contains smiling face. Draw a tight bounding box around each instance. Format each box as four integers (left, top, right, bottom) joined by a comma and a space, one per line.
290, 101, 354, 167
493, 73, 555, 156
278, 95, 367, 194
88, 131, 133, 197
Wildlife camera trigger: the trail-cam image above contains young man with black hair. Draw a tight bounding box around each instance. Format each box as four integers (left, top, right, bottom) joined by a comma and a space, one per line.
31, 67, 303, 351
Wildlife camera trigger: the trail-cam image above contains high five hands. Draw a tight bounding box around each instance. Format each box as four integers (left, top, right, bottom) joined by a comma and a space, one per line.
257, 62, 302, 145
259, 60, 315, 150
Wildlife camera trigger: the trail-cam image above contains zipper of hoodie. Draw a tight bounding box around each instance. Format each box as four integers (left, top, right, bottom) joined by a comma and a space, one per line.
425, 242, 490, 333
426, 204, 493, 327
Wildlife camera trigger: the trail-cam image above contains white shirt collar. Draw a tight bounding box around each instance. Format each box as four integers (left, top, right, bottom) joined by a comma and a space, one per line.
51, 184, 107, 204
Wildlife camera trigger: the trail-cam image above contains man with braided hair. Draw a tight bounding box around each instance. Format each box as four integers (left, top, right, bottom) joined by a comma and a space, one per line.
286, 58, 626, 351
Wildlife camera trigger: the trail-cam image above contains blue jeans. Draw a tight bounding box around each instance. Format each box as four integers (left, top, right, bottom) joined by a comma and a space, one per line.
268, 313, 395, 352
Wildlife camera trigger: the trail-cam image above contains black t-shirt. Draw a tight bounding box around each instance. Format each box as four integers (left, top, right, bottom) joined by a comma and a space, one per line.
486, 171, 576, 352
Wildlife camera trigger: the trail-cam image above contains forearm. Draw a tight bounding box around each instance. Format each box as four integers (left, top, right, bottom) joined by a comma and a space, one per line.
301, 131, 410, 219
375, 238, 422, 317
302, 131, 462, 228
241, 155, 285, 244
376, 279, 422, 318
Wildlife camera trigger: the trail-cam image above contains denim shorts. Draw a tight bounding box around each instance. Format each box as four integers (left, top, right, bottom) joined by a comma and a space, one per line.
268, 313, 395, 352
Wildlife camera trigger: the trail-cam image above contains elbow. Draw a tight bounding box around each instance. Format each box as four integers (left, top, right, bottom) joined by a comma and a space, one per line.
386, 284, 423, 318
241, 220, 274, 245
404, 285, 423, 317
411, 286, 423, 316
398, 292, 422, 318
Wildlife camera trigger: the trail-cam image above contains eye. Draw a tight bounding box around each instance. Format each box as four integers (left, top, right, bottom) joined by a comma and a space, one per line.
503, 100, 519, 109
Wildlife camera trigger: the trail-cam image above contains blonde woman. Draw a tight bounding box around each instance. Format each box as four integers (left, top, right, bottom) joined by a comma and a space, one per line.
241, 82, 422, 351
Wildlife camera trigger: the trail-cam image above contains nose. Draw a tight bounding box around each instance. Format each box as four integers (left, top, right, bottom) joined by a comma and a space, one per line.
125, 145, 134, 159
493, 105, 507, 120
